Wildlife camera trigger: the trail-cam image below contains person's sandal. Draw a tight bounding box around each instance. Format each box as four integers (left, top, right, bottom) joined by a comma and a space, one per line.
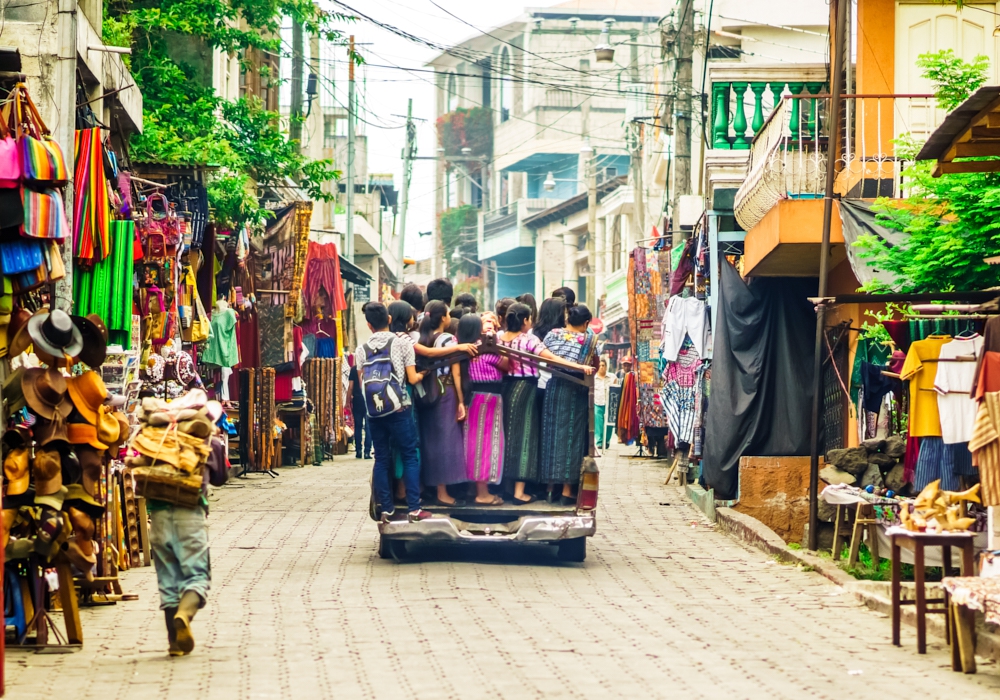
475, 496, 504, 506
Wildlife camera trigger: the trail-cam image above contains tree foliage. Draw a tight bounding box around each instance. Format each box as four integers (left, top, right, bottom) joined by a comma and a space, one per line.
853, 49, 1000, 292
104, 0, 349, 227
439, 205, 479, 274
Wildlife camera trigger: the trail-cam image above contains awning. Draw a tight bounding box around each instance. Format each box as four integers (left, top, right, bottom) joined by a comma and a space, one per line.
915, 86, 1000, 176
340, 256, 372, 285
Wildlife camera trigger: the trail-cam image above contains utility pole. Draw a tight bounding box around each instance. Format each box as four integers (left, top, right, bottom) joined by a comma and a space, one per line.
807, 0, 848, 552
396, 98, 415, 290
671, 0, 695, 249
345, 34, 356, 263
53, 0, 77, 312
586, 152, 598, 310
290, 20, 304, 145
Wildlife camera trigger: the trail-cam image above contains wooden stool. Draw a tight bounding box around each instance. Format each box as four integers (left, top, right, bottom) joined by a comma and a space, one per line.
890, 531, 975, 654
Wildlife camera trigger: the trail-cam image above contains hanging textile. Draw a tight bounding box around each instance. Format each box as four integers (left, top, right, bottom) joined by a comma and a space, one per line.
73, 220, 135, 348
701, 262, 817, 501
616, 371, 640, 444
628, 247, 671, 430
73, 128, 110, 262
302, 241, 348, 317
661, 340, 704, 446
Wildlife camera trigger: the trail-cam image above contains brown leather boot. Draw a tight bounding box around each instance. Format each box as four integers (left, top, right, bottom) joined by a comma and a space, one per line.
173, 591, 201, 654
165, 607, 184, 656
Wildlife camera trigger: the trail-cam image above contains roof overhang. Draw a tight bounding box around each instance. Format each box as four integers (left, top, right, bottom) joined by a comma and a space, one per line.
915, 86, 1000, 176
523, 176, 628, 228
340, 256, 372, 285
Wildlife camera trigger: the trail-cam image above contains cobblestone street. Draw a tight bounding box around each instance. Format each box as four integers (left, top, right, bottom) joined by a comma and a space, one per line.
6, 445, 1000, 699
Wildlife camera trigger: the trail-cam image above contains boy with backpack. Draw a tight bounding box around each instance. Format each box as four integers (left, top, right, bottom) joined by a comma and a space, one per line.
355, 302, 433, 522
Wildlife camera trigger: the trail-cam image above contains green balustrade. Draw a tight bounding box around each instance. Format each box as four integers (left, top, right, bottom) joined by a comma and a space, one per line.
712, 83, 730, 149
750, 83, 767, 135
787, 82, 805, 142
731, 82, 750, 149
806, 82, 824, 142
709, 79, 829, 150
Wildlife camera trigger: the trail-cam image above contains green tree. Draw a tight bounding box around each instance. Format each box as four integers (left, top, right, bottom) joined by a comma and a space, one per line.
854, 49, 1000, 292
105, 0, 350, 227
439, 205, 479, 273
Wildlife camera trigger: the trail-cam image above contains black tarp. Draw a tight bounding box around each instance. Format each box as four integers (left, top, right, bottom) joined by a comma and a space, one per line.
702, 263, 818, 500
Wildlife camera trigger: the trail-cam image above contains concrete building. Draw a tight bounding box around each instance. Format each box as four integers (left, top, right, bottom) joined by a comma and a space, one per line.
428, 1, 662, 307
2, 0, 143, 153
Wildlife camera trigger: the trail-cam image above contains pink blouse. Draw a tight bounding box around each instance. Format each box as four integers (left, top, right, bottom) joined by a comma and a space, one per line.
499, 332, 544, 377
469, 353, 504, 383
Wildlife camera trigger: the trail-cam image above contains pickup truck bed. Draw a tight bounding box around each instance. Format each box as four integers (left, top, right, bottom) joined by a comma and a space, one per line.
377, 501, 595, 561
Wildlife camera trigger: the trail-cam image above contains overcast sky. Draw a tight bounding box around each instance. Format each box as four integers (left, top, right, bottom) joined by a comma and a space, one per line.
318, 0, 568, 261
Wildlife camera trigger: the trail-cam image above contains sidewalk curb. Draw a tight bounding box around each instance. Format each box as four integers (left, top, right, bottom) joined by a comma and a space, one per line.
710, 506, 1000, 662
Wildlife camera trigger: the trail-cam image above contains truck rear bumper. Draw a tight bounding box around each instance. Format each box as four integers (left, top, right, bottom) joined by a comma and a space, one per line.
377, 513, 596, 543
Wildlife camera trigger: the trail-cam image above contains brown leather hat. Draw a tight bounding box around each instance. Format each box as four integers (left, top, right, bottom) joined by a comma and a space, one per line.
34, 418, 70, 447
22, 367, 72, 420
72, 314, 108, 368
3, 446, 30, 496
6, 307, 33, 357
68, 422, 109, 451
32, 447, 64, 497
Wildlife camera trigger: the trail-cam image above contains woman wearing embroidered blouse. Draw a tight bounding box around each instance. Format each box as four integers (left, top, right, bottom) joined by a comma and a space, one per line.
539, 304, 598, 504
416, 301, 468, 506
499, 302, 592, 505
459, 315, 510, 505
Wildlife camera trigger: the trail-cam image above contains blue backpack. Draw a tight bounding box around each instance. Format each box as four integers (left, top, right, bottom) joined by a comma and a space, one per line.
360, 337, 405, 417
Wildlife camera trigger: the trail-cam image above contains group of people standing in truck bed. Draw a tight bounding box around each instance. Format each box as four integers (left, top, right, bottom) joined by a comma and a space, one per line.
348, 278, 597, 523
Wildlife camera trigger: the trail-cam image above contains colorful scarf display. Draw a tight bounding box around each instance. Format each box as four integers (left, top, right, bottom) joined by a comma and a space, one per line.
73, 128, 111, 263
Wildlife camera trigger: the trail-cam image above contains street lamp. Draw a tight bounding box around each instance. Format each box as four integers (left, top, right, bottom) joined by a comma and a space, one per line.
451, 248, 462, 262
595, 18, 615, 63
543, 172, 557, 192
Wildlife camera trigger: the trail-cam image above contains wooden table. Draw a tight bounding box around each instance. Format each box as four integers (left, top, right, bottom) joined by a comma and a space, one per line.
277, 406, 308, 468
890, 530, 976, 654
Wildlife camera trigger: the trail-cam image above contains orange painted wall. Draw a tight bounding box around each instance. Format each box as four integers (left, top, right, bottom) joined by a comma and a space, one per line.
856, 0, 896, 154
743, 199, 844, 275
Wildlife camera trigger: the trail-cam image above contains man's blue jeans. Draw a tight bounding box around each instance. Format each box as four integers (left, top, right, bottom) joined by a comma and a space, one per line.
352, 401, 373, 457
370, 406, 421, 513
149, 506, 210, 610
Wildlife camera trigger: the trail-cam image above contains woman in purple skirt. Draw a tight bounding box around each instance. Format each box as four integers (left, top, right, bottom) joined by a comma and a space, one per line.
415, 301, 468, 505
458, 314, 509, 505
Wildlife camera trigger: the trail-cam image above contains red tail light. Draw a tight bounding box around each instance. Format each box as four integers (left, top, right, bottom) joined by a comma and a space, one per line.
578, 469, 599, 510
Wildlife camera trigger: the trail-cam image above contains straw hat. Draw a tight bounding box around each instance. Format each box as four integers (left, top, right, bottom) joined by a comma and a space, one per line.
3, 445, 30, 496
68, 422, 109, 451
66, 370, 108, 425
22, 367, 72, 419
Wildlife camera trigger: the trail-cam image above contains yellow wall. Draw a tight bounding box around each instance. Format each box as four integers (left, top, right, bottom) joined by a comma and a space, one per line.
857, 0, 896, 154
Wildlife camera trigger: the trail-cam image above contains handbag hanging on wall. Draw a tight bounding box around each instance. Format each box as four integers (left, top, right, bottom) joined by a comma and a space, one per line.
12, 83, 68, 186
0, 102, 21, 189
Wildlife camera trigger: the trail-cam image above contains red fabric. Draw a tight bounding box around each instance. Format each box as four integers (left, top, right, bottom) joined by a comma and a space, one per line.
292, 325, 303, 377
903, 436, 921, 486
301, 241, 347, 313
274, 372, 293, 402
882, 320, 910, 353
974, 351, 1000, 401
237, 309, 260, 369
617, 371, 640, 444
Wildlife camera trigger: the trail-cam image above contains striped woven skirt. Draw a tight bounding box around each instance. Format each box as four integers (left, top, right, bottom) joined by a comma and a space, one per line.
912, 437, 974, 492
464, 382, 505, 483
538, 376, 589, 485
501, 376, 540, 483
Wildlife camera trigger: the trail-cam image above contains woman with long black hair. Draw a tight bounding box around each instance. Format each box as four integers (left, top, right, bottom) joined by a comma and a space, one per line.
499, 302, 592, 504
458, 314, 509, 504
415, 300, 467, 505
538, 304, 597, 504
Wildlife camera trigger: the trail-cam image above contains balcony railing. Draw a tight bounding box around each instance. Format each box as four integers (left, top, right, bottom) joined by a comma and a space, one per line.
709, 65, 829, 150
734, 93, 939, 231
480, 199, 561, 243
484, 204, 517, 239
